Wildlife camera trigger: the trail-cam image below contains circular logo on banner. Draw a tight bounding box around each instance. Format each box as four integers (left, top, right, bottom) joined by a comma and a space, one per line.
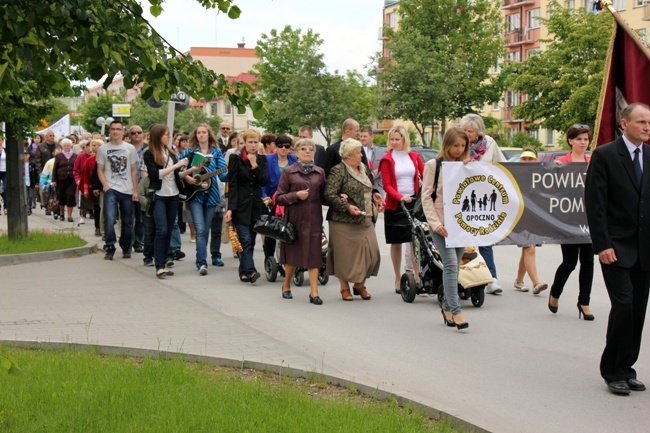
444, 162, 523, 246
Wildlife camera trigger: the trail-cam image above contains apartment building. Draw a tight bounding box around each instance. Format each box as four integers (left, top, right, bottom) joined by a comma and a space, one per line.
381, 0, 650, 147
84, 43, 259, 131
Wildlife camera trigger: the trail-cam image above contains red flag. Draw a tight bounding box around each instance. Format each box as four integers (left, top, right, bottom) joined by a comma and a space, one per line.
595, 13, 650, 147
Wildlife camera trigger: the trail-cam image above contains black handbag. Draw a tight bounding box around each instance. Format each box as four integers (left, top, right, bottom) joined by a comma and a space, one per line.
253, 210, 296, 244
413, 157, 441, 221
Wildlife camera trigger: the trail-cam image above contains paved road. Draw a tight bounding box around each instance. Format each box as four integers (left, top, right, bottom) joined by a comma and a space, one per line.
1, 208, 648, 433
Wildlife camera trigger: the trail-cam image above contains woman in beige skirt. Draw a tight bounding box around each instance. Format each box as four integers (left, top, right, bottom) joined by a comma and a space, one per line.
325, 138, 383, 301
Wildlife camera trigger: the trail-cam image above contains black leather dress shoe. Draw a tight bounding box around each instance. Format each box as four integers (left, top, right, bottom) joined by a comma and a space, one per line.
627, 378, 646, 391
282, 290, 293, 299
606, 380, 631, 395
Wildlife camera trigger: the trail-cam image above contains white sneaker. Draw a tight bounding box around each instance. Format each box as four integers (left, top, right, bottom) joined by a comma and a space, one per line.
485, 278, 503, 295
78, 217, 85, 225
199, 265, 208, 276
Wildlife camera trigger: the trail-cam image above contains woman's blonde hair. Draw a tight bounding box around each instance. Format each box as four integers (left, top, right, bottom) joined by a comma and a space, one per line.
339, 138, 362, 159
387, 125, 411, 153
440, 128, 470, 161
241, 129, 261, 142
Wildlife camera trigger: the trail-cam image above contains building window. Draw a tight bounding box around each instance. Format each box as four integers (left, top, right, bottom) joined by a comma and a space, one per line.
638, 28, 648, 43
507, 51, 521, 62
224, 100, 232, 116
493, 101, 500, 111
387, 12, 396, 28
526, 48, 541, 59
506, 90, 519, 107
546, 129, 555, 146
612, 0, 626, 10
209, 102, 218, 117
565, 0, 575, 8
491, 58, 502, 74
529, 129, 539, 140
507, 13, 520, 34
527, 8, 541, 29
635, 0, 645, 7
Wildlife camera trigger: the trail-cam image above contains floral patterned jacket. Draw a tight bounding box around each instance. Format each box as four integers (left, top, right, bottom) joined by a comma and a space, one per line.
325, 162, 377, 224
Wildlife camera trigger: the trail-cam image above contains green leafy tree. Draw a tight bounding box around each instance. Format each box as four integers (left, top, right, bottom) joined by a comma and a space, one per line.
0, 0, 262, 238
379, 0, 505, 146
252, 25, 326, 134
253, 26, 377, 140
44, 99, 72, 127
78, 94, 124, 132
507, 1, 613, 131
127, 101, 222, 134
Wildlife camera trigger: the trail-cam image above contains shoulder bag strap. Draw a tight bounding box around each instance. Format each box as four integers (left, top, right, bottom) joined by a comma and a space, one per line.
432, 158, 441, 202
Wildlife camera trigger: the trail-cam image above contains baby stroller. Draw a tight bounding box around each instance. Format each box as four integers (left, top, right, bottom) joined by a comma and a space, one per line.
263, 197, 329, 286
264, 230, 329, 286
398, 201, 492, 307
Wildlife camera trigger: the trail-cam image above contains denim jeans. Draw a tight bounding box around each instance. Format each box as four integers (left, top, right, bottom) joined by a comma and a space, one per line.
152, 195, 179, 270
235, 223, 257, 277
210, 212, 223, 259
188, 200, 216, 269
169, 218, 181, 252
432, 232, 465, 315
103, 189, 133, 250
143, 213, 155, 261
132, 201, 144, 249
479, 245, 497, 279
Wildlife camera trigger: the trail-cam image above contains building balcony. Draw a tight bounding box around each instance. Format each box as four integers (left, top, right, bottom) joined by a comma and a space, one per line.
505, 28, 536, 47
502, 0, 535, 9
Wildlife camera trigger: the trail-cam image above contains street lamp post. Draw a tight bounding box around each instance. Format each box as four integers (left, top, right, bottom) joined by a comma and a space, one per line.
96, 116, 114, 136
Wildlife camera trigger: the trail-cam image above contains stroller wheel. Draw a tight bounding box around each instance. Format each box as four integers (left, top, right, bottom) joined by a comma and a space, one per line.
265, 256, 279, 282
400, 273, 417, 303
318, 267, 329, 285
293, 270, 304, 287
471, 285, 486, 307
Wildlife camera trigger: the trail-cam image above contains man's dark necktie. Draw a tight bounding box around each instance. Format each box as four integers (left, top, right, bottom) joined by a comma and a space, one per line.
633, 148, 642, 188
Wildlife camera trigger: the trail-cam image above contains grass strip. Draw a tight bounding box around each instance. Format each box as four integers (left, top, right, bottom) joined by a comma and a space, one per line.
0, 347, 459, 433
0, 230, 86, 254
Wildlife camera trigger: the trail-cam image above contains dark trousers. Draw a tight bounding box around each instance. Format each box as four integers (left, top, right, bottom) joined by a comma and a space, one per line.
263, 236, 276, 259
132, 202, 144, 249
550, 243, 594, 305
152, 195, 179, 271
93, 202, 101, 230
143, 213, 155, 261
210, 212, 223, 260
235, 223, 257, 277
600, 260, 650, 383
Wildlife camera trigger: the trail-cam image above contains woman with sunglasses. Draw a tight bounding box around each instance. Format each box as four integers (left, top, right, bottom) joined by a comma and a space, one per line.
549, 124, 594, 320
261, 134, 297, 260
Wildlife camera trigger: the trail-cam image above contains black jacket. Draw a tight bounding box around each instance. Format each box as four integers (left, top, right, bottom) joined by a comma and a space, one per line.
142, 149, 184, 192
227, 153, 268, 226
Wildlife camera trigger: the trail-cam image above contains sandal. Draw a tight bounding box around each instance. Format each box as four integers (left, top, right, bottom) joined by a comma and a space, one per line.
514, 280, 529, 292
532, 282, 548, 295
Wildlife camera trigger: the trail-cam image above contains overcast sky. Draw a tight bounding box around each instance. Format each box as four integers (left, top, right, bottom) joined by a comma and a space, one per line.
141, 0, 384, 74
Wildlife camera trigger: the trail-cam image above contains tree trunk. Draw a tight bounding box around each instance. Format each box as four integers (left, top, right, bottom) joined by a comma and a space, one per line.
5, 122, 29, 239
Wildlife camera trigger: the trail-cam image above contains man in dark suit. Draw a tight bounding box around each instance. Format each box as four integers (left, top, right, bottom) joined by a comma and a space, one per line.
585, 102, 650, 395
360, 126, 386, 196
298, 125, 326, 168
216, 121, 231, 153
322, 118, 368, 177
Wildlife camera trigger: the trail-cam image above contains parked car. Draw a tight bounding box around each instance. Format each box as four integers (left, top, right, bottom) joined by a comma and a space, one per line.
411, 147, 439, 163
499, 147, 523, 161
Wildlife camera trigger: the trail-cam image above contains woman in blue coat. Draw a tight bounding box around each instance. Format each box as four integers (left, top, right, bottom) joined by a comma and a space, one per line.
261, 134, 297, 259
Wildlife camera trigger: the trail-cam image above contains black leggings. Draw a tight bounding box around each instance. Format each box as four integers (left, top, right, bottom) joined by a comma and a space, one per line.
550, 243, 594, 305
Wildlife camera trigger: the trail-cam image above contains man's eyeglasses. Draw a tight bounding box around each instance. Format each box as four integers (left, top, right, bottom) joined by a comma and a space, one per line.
221, 127, 230, 131
277, 143, 292, 149
571, 124, 590, 130
130, 131, 143, 135
298, 147, 314, 152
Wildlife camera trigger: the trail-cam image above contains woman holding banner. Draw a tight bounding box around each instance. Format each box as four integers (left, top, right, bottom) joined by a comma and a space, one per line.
549, 125, 594, 320
461, 113, 507, 295
422, 127, 471, 330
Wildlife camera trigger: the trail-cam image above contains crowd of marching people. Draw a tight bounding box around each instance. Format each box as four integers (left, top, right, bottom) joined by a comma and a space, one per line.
5, 102, 650, 396
4, 116, 597, 326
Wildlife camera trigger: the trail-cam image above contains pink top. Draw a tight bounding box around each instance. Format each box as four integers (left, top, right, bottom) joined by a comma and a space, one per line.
555, 152, 589, 163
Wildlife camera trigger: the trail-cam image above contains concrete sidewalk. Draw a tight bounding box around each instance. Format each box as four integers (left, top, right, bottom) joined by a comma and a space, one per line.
1, 208, 649, 433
